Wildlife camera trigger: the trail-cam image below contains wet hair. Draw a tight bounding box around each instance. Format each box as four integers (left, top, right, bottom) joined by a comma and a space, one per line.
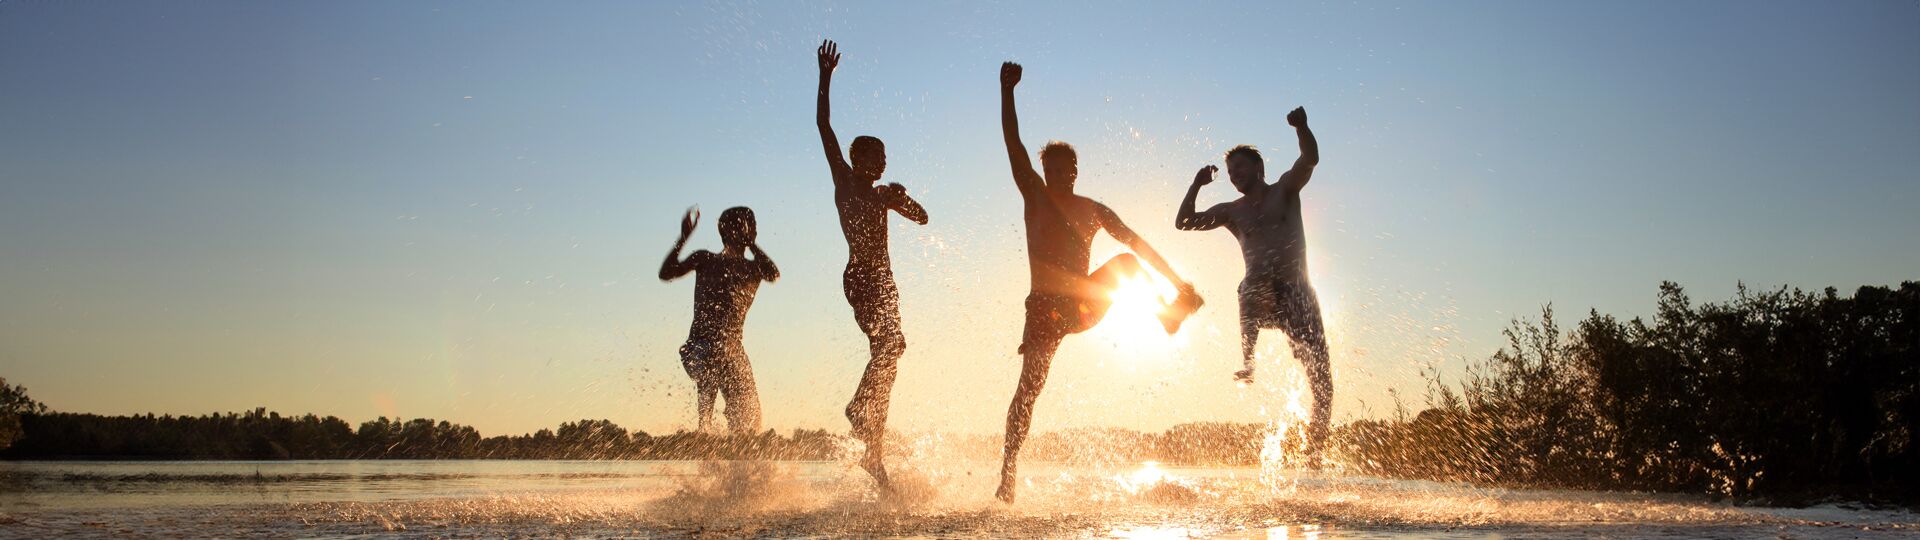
718, 206, 756, 247
1039, 140, 1076, 166
1225, 144, 1263, 167
849, 136, 884, 160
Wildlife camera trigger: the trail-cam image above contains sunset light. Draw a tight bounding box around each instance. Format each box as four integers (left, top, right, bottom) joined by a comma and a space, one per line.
1, 1, 1914, 536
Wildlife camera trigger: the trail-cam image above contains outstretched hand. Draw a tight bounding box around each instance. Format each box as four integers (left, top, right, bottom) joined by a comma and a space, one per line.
1287, 106, 1308, 128
1000, 62, 1022, 89
818, 40, 840, 73
1193, 165, 1218, 186
679, 206, 700, 238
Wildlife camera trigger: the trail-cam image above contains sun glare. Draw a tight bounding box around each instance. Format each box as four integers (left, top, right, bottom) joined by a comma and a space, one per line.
1086, 270, 1189, 355
1106, 274, 1174, 319
1114, 460, 1176, 494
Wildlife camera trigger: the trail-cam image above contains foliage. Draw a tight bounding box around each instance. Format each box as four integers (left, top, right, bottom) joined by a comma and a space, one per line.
0, 377, 50, 450
1336, 281, 1920, 503
2, 409, 840, 461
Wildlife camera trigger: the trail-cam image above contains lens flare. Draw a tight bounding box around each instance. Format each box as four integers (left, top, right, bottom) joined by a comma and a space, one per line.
1114, 460, 1175, 494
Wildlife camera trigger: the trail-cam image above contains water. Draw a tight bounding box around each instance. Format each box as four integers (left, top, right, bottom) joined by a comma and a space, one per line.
1, 460, 1914, 538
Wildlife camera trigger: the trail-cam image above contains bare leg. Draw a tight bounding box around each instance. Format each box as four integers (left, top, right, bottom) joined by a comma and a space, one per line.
844, 269, 904, 490
683, 344, 720, 433
847, 326, 903, 488
1086, 253, 1200, 333
997, 338, 1058, 503
720, 350, 763, 435
1292, 331, 1332, 461
1086, 253, 1143, 293
1282, 285, 1333, 464
696, 381, 719, 433
1236, 319, 1259, 382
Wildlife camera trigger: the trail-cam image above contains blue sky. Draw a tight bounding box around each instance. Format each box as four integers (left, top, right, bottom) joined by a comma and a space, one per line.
2, 1, 1916, 436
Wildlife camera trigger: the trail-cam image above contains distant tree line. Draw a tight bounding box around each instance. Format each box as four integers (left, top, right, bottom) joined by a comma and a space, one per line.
3, 280, 1914, 504
0, 402, 1269, 466
2, 409, 842, 461
1335, 281, 1919, 504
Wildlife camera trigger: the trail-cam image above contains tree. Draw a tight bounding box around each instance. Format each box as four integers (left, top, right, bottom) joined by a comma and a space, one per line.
0, 377, 49, 450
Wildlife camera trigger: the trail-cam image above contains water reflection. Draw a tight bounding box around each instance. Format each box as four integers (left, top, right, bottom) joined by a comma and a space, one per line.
0, 460, 1913, 538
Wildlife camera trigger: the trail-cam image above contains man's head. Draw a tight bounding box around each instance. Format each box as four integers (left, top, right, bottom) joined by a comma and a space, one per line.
1039, 141, 1077, 193
850, 136, 887, 183
718, 206, 757, 249
1224, 144, 1265, 194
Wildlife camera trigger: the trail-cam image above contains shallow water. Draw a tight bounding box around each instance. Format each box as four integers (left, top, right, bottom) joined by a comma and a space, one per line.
1, 460, 1913, 538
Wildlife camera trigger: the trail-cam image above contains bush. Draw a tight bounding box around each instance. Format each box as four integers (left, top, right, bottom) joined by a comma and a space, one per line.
1338, 281, 1920, 503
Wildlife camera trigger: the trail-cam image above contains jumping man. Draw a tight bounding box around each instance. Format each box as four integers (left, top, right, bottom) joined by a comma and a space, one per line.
995, 61, 1202, 503
1174, 106, 1332, 462
815, 39, 930, 490
660, 206, 780, 434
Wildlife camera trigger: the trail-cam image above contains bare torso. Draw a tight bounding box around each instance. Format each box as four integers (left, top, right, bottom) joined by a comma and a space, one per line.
685, 251, 767, 343
1223, 186, 1311, 284
834, 171, 894, 274
1023, 191, 1103, 296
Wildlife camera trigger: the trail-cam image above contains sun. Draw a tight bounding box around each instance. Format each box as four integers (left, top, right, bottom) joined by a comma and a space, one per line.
1083, 268, 1189, 355
1105, 273, 1175, 321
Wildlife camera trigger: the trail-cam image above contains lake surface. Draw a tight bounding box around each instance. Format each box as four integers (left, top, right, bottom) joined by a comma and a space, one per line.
1, 460, 1914, 538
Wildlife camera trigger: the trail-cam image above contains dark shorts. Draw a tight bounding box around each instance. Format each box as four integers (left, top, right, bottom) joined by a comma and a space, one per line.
843, 266, 902, 339
1239, 277, 1325, 345
679, 339, 744, 387
1018, 291, 1110, 354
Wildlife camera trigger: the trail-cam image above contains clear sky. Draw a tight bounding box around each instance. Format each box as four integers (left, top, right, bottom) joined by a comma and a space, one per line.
2, 1, 1916, 437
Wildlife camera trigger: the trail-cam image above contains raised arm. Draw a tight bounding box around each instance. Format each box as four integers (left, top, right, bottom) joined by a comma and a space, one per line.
659, 208, 701, 281
816, 40, 851, 181
880, 183, 930, 225
1095, 203, 1190, 288
1277, 107, 1319, 192
748, 243, 780, 282
999, 62, 1043, 197
1175, 165, 1230, 231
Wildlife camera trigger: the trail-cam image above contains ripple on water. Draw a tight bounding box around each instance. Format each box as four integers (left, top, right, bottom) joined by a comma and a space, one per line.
1, 460, 1915, 538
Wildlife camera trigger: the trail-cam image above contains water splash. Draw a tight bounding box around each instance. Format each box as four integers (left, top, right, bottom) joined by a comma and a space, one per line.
4, 461, 1915, 537
1259, 381, 1316, 492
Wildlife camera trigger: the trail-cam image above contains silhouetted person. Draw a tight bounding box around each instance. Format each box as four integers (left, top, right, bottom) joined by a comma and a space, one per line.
1174, 106, 1331, 461
660, 206, 779, 435
995, 62, 1203, 503
815, 39, 930, 490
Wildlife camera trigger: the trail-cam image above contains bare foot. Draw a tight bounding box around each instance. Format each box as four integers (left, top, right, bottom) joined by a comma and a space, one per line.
1158, 288, 1204, 334
1233, 369, 1254, 383
995, 481, 1016, 504
860, 449, 892, 492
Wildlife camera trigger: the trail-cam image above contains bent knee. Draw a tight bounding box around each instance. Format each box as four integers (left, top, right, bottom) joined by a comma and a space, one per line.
871, 332, 906, 356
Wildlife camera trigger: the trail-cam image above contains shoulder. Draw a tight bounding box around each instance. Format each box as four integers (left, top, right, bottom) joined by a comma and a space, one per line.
830, 162, 857, 185
1083, 197, 1123, 222
1074, 195, 1107, 213
688, 250, 714, 264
